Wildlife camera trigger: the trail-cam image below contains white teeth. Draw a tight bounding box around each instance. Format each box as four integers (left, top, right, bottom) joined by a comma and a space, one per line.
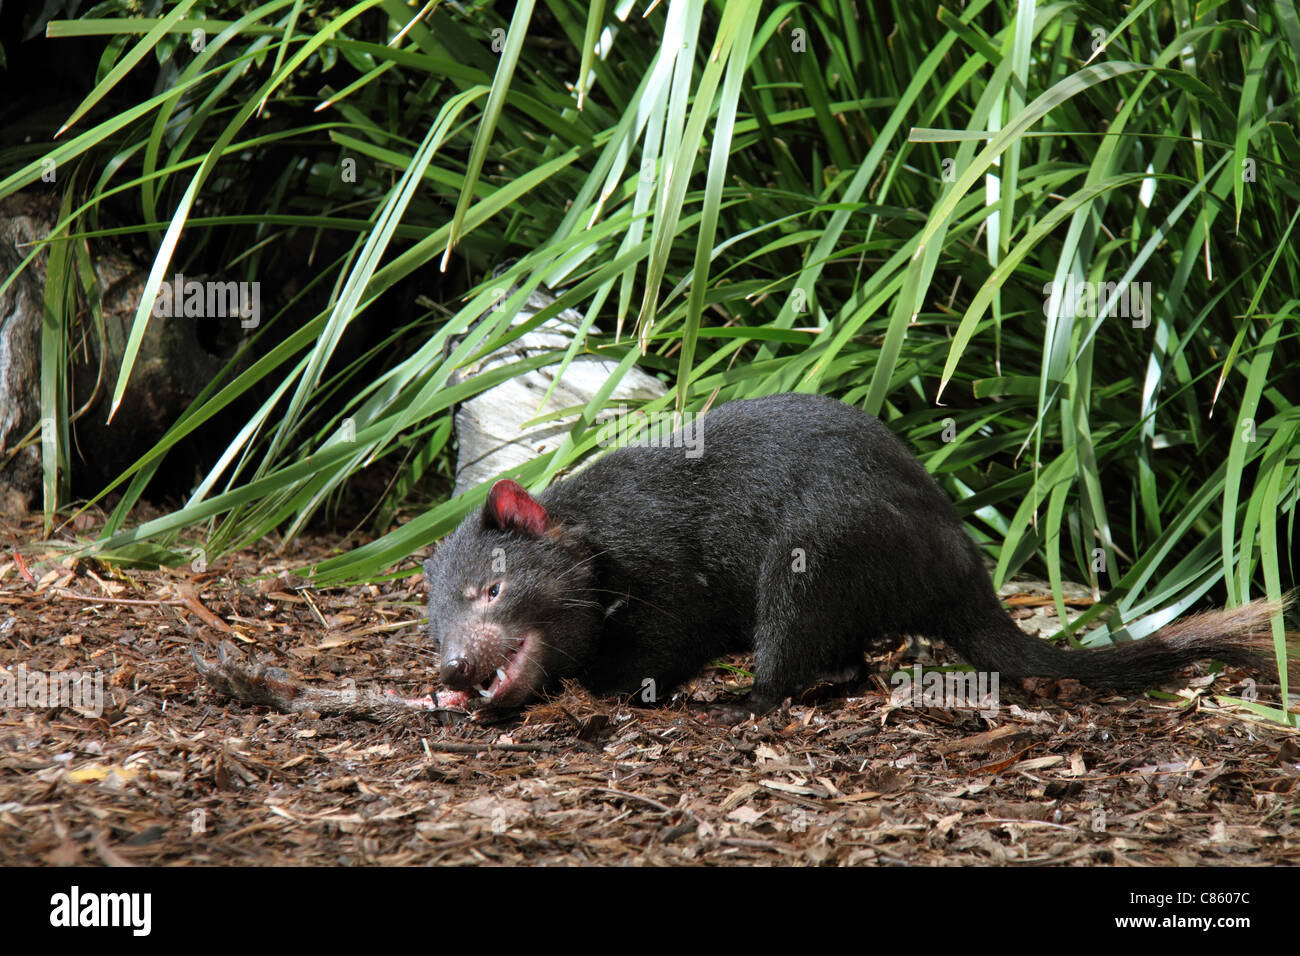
496, 668, 508, 684
478, 687, 494, 699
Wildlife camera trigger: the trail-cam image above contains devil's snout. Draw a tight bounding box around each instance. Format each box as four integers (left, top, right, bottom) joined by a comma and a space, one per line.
441, 656, 473, 689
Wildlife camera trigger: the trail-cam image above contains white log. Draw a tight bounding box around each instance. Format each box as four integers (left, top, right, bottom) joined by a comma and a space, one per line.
451, 288, 667, 495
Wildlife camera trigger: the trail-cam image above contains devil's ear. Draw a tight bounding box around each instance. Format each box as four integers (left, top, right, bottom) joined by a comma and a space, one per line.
484, 479, 550, 536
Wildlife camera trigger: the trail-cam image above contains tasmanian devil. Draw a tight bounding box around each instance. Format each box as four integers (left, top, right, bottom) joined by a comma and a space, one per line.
423, 392, 1287, 716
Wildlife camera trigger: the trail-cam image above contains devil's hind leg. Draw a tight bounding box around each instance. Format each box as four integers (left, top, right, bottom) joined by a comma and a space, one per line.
738, 534, 884, 714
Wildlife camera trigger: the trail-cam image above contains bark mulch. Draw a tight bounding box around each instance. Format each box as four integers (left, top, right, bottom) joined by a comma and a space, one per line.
2, 510, 1297, 866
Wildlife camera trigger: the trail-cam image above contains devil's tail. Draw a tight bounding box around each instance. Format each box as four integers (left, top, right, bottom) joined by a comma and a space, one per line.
948, 596, 1293, 689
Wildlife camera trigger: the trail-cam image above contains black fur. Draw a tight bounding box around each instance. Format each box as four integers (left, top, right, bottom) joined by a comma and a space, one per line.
424, 393, 1282, 714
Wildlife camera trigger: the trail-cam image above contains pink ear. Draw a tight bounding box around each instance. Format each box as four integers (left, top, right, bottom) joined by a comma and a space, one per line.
485, 479, 550, 536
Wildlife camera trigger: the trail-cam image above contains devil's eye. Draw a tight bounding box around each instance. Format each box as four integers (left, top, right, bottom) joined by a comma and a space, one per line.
487, 582, 501, 599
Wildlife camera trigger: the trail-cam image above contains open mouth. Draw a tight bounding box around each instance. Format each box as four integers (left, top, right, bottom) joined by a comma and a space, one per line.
474, 633, 532, 704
